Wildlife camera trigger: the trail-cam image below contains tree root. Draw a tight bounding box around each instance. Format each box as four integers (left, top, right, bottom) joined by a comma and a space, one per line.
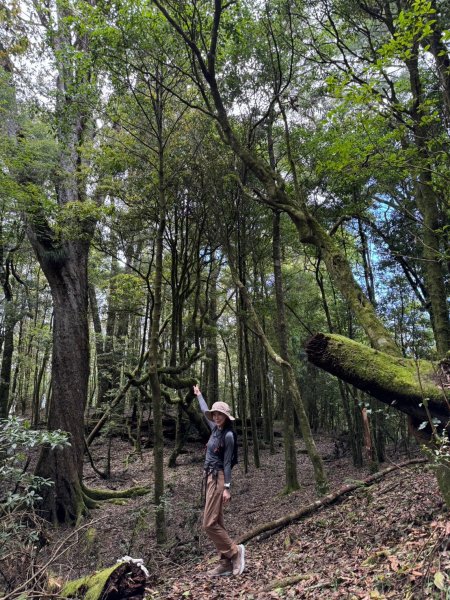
81, 482, 151, 502
238, 457, 427, 545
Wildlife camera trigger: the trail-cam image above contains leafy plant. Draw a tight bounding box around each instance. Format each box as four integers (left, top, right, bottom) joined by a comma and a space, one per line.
0, 417, 69, 593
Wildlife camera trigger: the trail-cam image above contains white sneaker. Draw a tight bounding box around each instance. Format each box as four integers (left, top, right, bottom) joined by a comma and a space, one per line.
232, 544, 245, 576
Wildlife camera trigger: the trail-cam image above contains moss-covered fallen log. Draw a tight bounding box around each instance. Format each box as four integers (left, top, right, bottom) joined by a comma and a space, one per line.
306, 333, 449, 432
61, 561, 147, 599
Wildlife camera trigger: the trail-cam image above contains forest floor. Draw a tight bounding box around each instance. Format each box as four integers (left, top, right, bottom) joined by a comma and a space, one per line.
44, 432, 449, 600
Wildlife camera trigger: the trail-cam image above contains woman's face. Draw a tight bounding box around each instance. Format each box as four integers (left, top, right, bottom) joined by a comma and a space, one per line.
212, 411, 227, 429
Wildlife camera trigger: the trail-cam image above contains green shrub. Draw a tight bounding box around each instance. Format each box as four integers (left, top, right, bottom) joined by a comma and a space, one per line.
0, 417, 69, 594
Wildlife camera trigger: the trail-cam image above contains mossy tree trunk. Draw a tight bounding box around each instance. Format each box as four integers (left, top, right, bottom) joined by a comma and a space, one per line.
405, 50, 449, 359
272, 210, 299, 492
306, 333, 449, 430
306, 332, 450, 506
148, 71, 167, 545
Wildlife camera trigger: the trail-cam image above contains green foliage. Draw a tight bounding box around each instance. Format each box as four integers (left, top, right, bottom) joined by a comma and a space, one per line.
422, 431, 450, 509
379, 0, 437, 60
55, 200, 103, 240
0, 417, 69, 511
0, 418, 69, 573
108, 273, 146, 314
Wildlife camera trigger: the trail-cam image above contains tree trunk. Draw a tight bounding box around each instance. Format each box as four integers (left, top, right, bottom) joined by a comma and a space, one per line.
306, 332, 449, 432
149, 73, 167, 544
221, 331, 236, 417
414, 177, 449, 357
205, 260, 219, 405
361, 404, 378, 472
244, 326, 260, 468
149, 211, 166, 543
0, 300, 16, 418
31, 338, 51, 427
10, 0, 98, 523
94, 252, 120, 407
33, 242, 91, 523
237, 296, 249, 473
272, 211, 298, 492
0, 226, 19, 418
405, 50, 449, 358
260, 348, 274, 452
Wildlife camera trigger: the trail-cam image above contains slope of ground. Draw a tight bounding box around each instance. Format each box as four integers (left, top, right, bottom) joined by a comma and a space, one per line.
42, 434, 448, 599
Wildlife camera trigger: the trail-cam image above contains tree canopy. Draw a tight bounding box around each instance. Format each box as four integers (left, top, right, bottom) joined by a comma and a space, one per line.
0, 0, 448, 527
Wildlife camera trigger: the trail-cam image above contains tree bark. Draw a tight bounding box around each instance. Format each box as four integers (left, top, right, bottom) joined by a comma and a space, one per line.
148, 71, 167, 544
404, 48, 449, 358
33, 241, 91, 523
0, 298, 16, 418
272, 211, 299, 492
306, 333, 449, 433
205, 259, 219, 406
237, 294, 249, 473
244, 325, 260, 468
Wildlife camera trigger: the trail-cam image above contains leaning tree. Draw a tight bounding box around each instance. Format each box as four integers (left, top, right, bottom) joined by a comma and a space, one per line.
150, 0, 449, 505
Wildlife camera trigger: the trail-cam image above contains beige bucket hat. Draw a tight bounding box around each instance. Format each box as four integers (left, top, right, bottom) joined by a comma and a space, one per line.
204, 401, 236, 422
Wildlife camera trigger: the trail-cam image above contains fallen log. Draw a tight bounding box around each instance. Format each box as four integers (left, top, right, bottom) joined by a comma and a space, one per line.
61, 561, 147, 600
237, 458, 427, 545
305, 333, 449, 433
305, 333, 450, 509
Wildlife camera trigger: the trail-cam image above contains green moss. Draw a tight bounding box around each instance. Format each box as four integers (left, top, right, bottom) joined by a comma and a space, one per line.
279, 484, 300, 496
61, 564, 120, 599
85, 527, 97, 546
327, 334, 441, 402
81, 482, 150, 501
81, 489, 100, 510
74, 480, 89, 527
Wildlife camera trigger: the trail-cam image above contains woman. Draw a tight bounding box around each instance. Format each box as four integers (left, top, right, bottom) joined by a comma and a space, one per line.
193, 384, 245, 577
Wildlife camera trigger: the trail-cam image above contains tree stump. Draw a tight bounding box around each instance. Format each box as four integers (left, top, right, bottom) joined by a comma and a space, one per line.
61, 562, 147, 600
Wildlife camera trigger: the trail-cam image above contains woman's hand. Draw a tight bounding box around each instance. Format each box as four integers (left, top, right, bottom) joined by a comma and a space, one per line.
193, 384, 201, 396
223, 489, 231, 504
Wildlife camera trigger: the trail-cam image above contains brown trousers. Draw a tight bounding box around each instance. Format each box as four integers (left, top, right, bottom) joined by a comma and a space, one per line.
203, 470, 238, 560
